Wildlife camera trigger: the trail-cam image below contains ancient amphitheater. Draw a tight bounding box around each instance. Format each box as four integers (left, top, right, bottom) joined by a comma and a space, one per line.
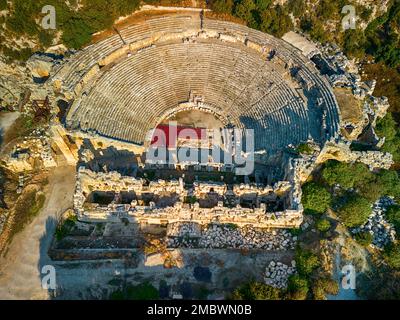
48, 9, 345, 234
55, 11, 340, 152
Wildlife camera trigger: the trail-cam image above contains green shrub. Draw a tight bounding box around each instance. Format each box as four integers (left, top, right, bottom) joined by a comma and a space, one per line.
287, 0, 305, 18
375, 113, 398, 141
374, 113, 400, 163
61, 15, 93, 49
383, 243, 400, 269
296, 143, 313, 155
365, 0, 400, 68
301, 182, 331, 214
194, 285, 210, 300
11, 190, 46, 237
225, 223, 238, 230
358, 5, 373, 21
354, 231, 373, 247
312, 278, 339, 300
110, 282, 159, 300
38, 30, 54, 48
386, 205, 400, 234
289, 228, 302, 236
0, 0, 7, 10
316, 0, 340, 20
254, 0, 272, 11
232, 281, 282, 300
55, 215, 77, 241
351, 169, 399, 203
2, 46, 33, 63
295, 247, 320, 276
184, 196, 197, 204
300, 16, 330, 43
357, 178, 384, 203
315, 218, 331, 233
5, 1, 41, 36
376, 170, 400, 200
381, 136, 400, 163
336, 194, 372, 228
209, 0, 234, 14
343, 28, 366, 59
287, 275, 309, 300
109, 0, 140, 16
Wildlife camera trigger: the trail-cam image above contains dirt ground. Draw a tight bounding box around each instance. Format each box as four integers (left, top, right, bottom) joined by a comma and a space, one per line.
0, 164, 75, 299
165, 110, 224, 129
0, 111, 20, 149
49, 249, 294, 300
333, 88, 363, 125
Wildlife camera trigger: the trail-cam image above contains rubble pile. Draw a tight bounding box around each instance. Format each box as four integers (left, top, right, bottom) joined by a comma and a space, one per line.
264, 260, 296, 289
352, 197, 397, 249
167, 222, 201, 238
2, 137, 56, 172
167, 223, 296, 250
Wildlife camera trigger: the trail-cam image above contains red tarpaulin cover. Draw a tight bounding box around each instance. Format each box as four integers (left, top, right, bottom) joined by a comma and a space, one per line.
151, 124, 206, 147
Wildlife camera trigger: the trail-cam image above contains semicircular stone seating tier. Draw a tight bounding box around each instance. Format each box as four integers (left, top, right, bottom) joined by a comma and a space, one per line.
54, 13, 340, 152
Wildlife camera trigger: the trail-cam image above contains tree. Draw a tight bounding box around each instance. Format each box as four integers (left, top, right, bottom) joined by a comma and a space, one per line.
209, 0, 234, 14
61, 16, 93, 49
376, 170, 400, 200
234, 0, 256, 24
0, 0, 7, 11
381, 135, 400, 163
317, 0, 339, 20
383, 243, 400, 270
301, 182, 331, 214
356, 177, 384, 203
322, 160, 372, 189
375, 113, 398, 141
365, 1, 400, 68
336, 194, 371, 228
354, 231, 373, 247
375, 113, 400, 163
287, 0, 305, 18
109, 0, 140, 17
343, 29, 366, 59
260, 5, 293, 37
254, 0, 271, 11
6, 1, 42, 36
306, 17, 330, 43
232, 281, 282, 300
295, 248, 320, 276
386, 205, 400, 235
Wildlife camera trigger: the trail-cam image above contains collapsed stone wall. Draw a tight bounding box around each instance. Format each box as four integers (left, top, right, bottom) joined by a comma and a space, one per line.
1, 135, 57, 172
74, 168, 303, 229
316, 138, 393, 170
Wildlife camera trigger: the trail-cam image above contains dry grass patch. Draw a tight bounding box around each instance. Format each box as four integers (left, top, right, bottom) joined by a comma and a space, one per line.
334, 88, 363, 124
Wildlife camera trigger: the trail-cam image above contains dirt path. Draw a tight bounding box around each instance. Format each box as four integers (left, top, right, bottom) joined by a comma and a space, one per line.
0, 165, 75, 299
0, 111, 20, 149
